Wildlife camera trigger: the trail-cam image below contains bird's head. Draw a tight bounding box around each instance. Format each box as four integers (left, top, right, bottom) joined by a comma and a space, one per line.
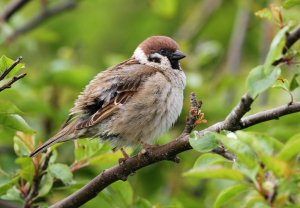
132, 36, 186, 70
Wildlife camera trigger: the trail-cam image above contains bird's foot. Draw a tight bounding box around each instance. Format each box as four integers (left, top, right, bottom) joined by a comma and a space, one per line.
118, 147, 130, 165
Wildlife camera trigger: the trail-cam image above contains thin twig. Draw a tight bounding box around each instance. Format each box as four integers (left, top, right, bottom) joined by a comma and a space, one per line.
224, 6, 250, 103
225, 6, 250, 74
223, 94, 254, 128
273, 24, 300, 65
0, 0, 31, 22
0, 73, 26, 92
240, 102, 300, 129
212, 147, 236, 160
7, 0, 77, 41
0, 56, 23, 81
174, 0, 222, 40
283, 25, 300, 54
24, 152, 52, 207
183, 92, 203, 134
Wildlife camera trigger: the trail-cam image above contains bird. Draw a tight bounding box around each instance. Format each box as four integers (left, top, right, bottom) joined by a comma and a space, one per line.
30, 36, 186, 158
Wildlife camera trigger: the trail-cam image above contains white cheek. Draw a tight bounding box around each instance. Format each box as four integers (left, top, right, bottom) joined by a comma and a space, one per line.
133, 47, 148, 63
133, 48, 172, 71
158, 56, 172, 70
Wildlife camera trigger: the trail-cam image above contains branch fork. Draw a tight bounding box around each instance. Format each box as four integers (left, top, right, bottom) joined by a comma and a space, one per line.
0, 56, 26, 92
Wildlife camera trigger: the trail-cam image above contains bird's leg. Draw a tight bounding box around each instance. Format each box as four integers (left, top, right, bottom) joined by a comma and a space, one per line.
118, 147, 129, 164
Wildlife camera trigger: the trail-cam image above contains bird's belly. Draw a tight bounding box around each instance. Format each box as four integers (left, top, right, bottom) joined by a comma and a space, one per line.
148, 87, 183, 142
108, 84, 183, 146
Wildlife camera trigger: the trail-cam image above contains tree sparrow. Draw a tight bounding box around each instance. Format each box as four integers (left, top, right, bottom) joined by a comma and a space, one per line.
30, 36, 186, 157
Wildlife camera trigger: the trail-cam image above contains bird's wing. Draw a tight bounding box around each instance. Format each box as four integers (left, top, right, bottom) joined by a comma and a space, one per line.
72, 59, 158, 129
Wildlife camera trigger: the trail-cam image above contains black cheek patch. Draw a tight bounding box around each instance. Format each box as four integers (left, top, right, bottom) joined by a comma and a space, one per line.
148, 57, 161, 63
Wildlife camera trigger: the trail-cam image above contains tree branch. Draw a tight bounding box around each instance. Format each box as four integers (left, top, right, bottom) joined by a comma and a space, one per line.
0, 56, 26, 92
174, 0, 222, 41
50, 95, 300, 208
273, 24, 300, 65
0, 73, 26, 92
24, 152, 52, 207
283, 24, 300, 54
183, 92, 203, 134
0, 0, 31, 22
7, 0, 77, 41
224, 6, 250, 103
225, 6, 250, 74
240, 102, 300, 129
0, 56, 23, 81
222, 94, 253, 128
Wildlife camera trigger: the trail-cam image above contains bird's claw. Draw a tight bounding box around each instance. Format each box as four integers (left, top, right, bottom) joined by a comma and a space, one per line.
118, 147, 129, 165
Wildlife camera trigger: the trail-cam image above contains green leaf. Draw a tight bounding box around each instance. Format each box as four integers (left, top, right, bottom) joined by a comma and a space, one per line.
193, 153, 229, 168
265, 25, 291, 70
232, 161, 259, 182
0, 177, 19, 196
13, 132, 35, 157
272, 78, 290, 92
236, 131, 283, 156
74, 138, 103, 162
214, 184, 250, 208
213, 132, 258, 169
244, 196, 270, 208
254, 8, 272, 20
246, 65, 281, 98
183, 166, 244, 181
133, 197, 152, 208
38, 173, 54, 197
99, 181, 133, 207
283, 0, 300, 8
0, 114, 35, 133
111, 181, 133, 206
189, 131, 219, 153
49, 163, 73, 185
15, 157, 34, 182
278, 135, 300, 161
0, 55, 24, 78
261, 155, 290, 178
0, 186, 23, 202
290, 73, 300, 91
0, 101, 23, 115
216, 132, 260, 181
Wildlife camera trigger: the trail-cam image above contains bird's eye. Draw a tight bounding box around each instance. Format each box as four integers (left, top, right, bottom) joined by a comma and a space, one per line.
160, 49, 167, 56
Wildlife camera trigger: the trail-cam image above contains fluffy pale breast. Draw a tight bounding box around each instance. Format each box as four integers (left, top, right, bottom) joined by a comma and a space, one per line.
106, 69, 185, 146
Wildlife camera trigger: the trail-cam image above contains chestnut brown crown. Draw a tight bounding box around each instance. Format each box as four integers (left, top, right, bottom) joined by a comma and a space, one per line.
138, 36, 179, 55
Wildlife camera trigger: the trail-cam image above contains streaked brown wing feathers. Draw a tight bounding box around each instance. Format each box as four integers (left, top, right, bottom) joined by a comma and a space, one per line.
74, 61, 158, 130
76, 102, 117, 129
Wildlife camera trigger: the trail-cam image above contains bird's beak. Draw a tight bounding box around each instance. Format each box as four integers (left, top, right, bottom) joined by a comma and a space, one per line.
171, 50, 186, 60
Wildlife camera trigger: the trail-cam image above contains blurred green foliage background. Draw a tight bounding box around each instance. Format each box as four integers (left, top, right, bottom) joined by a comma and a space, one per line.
1, 0, 300, 207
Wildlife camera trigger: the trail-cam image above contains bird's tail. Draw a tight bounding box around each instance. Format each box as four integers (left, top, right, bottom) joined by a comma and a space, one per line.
30, 120, 80, 157
30, 134, 66, 157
